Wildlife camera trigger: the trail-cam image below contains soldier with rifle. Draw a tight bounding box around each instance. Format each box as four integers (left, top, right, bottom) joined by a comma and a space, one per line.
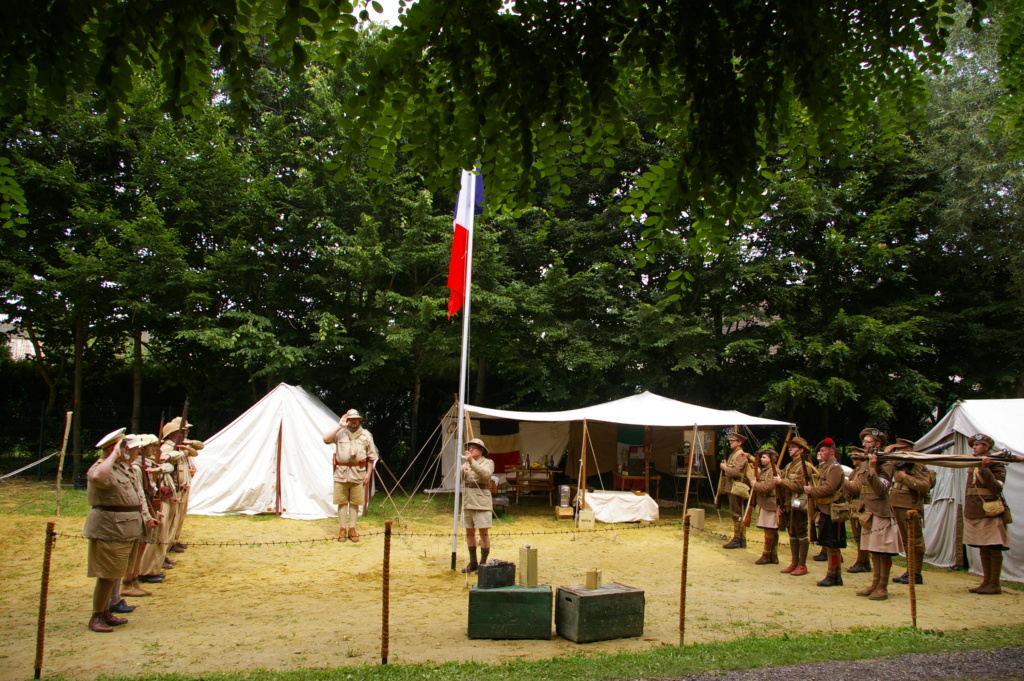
774, 437, 817, 576
964, 433, 1010, 595
887, 437, 934, 585
720, 430, 754, 549
121, 434, 163, 597
804, 437, 847, 587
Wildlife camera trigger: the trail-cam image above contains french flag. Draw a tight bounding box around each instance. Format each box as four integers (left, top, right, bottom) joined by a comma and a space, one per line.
447, 169, 485, 318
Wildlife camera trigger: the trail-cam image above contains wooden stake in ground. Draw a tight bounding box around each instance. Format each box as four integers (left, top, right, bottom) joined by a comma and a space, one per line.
54, 411, 73, 516
34, 521, 56, 679
381, 520, 392, 665
679, 514, 691, 647
908, 510, 919, 628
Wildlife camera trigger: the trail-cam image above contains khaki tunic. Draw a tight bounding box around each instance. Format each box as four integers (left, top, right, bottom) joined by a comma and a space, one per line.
753, 465, 778, 529
807, 459, 845, 514
84, 460, 145, 579
890, 463, 932, 512
461, 456, 495, 512
331, 427, 379, 483
778, 457, 817, 538
964, 462, 1009, 548
722, 448, 753, 520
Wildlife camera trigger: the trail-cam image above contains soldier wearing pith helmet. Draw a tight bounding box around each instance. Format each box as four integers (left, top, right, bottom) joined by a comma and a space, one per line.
323, 408, 379, 542
460, 438, 495, 573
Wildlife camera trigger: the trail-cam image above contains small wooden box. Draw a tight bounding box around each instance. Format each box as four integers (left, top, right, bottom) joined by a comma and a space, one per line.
555, 582, 644, 643
555, 506, 574, 519
685, 507, 705, 530
468, 585, 553, 639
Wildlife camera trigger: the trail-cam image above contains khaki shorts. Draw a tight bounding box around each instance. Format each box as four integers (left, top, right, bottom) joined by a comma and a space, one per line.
334, 481, 365, 506
88, 537, 135, 580
461, 509, 492, 529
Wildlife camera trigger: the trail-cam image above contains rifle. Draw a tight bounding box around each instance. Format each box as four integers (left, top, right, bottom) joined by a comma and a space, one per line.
800, 452, 818, 543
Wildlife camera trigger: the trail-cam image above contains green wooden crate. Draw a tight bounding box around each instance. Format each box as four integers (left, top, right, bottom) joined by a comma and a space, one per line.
468, 585, 552, 639
555, 582, 644, 643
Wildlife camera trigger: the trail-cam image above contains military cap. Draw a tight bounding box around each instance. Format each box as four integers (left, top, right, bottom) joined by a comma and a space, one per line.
788, 437, 811, 453
971, 433, 994, 448
95, 428, 126, 449
816, 437, 837, 451
859, 427, 888, 447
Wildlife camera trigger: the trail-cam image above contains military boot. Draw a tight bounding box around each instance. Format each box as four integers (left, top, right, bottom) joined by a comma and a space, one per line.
461, 546, 479, 573
977, 552, 1003, 595
847, 549, 870, 573
869, 558, 891, 600
780, 540, 799, 573
722, 522, 743, 549
791, 540, 810, 576
969, 549, 991, 593
88, 613, 113, 633
856, 555, 881, 597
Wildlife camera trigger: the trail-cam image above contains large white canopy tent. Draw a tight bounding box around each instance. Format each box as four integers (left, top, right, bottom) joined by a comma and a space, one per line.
436, 391, 792, 497
917, 399, 1024, 583
188, 383, 341, 520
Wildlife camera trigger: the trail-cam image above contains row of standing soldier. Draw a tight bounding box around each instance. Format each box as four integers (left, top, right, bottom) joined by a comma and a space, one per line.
83, 417, 201, 632
722, 428, 1009, 599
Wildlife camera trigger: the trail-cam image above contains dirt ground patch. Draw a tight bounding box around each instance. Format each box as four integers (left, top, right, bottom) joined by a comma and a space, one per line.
1, 491, 1022, 680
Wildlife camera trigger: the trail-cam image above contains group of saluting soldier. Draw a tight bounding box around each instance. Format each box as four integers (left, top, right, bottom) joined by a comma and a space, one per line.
83, 418, 201, 632
719, 428, 1010, 599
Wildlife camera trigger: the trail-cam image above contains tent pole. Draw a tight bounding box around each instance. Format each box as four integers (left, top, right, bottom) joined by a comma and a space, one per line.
577, 420, 589, 526
275, 421, 283, 516
682, 424, 698, 516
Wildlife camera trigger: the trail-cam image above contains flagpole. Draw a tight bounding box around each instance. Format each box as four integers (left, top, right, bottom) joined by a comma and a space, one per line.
451, 169, 477, 570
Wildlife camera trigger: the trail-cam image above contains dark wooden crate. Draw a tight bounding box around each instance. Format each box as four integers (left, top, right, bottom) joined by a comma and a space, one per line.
555, 582, 644, 643
468, 585, 552, 639
477, 560, 516, 589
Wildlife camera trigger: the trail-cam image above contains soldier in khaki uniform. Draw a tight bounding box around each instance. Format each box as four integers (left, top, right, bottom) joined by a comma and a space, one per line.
122, 434, 163, 597
774, 437, 817, 576
805, 438, 847, 587
752, 448, 780, 565
84, 429, 147, 632
138, 438, 176, 582
843, 446, 870, 572
107, 435, 160, 614
887, 437, 933, 585
851, 447, 904, 601
459, 438, 495, 573
720, 431, 754, 549
323, 409, 378, 542
964, 433, 1009, 595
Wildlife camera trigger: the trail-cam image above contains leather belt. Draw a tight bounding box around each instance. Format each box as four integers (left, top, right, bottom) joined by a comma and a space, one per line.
335, 462, 366, 467
92, 505, 142, 512
464, 482, 487, 489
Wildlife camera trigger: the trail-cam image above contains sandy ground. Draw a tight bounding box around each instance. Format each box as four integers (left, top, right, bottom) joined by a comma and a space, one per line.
1, 495, 1022, 681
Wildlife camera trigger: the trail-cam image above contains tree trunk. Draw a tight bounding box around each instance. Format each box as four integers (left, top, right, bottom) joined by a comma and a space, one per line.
411, 367, 421, 461
72, 314, 85, 479
474, 356, 486, 406
131, 327, 143, 433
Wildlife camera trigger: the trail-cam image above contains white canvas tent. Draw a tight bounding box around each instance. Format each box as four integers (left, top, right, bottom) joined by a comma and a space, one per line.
188, 383, 340, 520
918, 399, 1024, 583
436, 391, 791, 493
